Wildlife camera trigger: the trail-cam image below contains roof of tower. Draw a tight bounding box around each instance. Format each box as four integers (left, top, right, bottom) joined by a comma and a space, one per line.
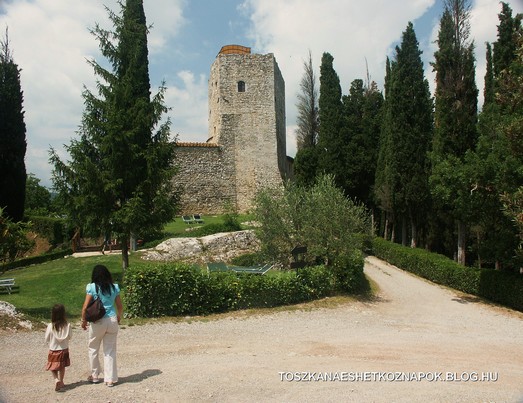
218, 45, 251, 56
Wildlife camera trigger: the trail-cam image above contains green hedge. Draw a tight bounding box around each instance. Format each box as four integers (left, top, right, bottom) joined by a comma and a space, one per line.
123, 263, 339, 318
371, 237, 523, 312
2, 248, 73, 271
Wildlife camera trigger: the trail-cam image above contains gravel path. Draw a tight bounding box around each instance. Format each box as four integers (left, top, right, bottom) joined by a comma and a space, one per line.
1, 256, 522, 402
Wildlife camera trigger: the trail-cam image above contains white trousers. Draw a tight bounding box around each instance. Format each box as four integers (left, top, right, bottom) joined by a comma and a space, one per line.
88, 316, 119, 383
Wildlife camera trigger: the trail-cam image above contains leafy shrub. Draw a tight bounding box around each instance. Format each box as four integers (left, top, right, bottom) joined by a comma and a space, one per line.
27, 215, 66, 246
124, 263, 339, 318
371, 237, 523, 312
254, 174, 372, 291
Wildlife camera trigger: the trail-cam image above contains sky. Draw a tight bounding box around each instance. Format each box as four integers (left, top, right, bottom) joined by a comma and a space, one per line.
1, 0, 522, 188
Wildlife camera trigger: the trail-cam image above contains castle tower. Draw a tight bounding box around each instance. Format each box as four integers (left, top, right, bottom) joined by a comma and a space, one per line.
208, 45, 287, 212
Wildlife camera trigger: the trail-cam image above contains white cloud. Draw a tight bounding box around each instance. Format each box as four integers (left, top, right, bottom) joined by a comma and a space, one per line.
243, 0, 436, 156
0, 0, 186, 187
164, 70, 208, 142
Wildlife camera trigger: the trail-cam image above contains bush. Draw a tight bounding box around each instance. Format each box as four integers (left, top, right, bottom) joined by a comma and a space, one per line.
123, 263, 339, 318
27, 215, 66, 246
371, 237, 523, 312
253, 174, 372, 292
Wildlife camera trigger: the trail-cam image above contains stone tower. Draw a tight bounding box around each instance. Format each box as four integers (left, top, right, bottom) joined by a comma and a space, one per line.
207, 45, 288, 212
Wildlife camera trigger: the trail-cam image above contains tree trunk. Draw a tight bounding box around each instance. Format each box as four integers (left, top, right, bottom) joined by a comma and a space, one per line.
410, 216, 417, 248
457, 220, 466, 265
402, 216, 408, 246
384, 215, 389, 240
121, 236, 129, 271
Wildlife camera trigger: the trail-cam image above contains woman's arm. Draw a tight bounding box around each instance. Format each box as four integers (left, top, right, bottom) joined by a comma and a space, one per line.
81, 294, 93, 330
115, 295, 123, 324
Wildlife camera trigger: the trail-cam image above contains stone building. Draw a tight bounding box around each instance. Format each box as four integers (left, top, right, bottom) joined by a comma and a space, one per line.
174, 45, 292, 214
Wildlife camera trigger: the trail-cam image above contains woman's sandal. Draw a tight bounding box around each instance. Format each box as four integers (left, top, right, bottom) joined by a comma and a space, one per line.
87, 375, 101, 384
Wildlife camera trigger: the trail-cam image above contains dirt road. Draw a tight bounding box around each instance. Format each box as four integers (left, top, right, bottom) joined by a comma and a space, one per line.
1, 256, 522, 402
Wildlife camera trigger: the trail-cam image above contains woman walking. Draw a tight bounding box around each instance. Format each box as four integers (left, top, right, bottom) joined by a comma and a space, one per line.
81, 264, 123, 387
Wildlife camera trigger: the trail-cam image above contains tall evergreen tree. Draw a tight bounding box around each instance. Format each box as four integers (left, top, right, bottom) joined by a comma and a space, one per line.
295, 50, 319, 150
473, 14, 523, 269
293, 50, 320, 187
50, 0, 178, 270
430, 0, 478, 265
388, 22, 433, 247
484, 42, 495, 107
0, 30, 27, 222
317, 52, 345, 189
342, 79, 383, 209
493, 2, 522, 78
375, 57, 396, 240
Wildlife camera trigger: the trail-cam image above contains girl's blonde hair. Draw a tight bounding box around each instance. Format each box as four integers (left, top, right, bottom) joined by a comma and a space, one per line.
51, 303, 67, 331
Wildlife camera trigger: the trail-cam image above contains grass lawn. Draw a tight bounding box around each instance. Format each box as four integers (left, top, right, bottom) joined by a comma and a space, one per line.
163, 213, 254, 237
0, 254, 129, 322
0, 215, 254, 323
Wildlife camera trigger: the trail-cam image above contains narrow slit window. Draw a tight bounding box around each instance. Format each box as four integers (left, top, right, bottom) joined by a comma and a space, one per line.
238, 81, 245, 92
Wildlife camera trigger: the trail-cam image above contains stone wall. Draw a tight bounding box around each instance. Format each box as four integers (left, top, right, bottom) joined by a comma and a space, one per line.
173, 143, 236, 215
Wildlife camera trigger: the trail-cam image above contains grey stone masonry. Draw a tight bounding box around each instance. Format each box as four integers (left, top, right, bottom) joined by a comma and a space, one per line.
172, 46, 291, 215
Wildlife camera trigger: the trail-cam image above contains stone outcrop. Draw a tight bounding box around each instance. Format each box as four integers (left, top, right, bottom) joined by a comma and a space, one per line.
140, 230, 259, 264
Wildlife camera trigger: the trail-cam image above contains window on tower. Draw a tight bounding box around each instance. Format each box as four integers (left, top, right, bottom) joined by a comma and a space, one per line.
238, 81, 245, 92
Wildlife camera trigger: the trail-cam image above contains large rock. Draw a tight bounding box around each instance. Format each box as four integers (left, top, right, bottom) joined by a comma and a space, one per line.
140, 230, 259, 264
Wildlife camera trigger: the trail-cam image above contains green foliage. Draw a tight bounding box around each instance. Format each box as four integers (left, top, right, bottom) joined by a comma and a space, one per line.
254, 175, 371, 291
317, 52, 345, 189
295, 50, 319, 150
26, 215, 66, 247
372, 237, 523, 312
0, 207, 33, 272
49, 0, 179, 270
123, 262, 338, 317
293, 147, 319, 188
24, 174, 52, 216
0, 31, 27, 222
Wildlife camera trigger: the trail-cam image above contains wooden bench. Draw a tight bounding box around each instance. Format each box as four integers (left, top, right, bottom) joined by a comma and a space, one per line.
0, 278, 15, 294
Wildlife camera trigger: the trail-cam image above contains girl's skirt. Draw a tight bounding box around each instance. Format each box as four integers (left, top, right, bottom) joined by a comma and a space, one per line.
45, 348, 70, 371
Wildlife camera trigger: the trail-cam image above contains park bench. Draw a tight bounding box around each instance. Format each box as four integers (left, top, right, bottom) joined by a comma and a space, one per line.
0, 278, 16, 294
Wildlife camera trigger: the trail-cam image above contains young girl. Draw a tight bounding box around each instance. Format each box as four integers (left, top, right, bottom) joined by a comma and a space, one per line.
45, 304, 72, 391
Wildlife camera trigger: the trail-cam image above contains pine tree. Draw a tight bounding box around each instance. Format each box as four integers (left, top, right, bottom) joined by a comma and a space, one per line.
50, 0, 178, 270
0, 30, 27, 222
430, 0, 478, 265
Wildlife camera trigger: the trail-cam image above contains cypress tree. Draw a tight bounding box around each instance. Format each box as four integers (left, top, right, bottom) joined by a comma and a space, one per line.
0, 31, 26, 222
317, 52, 345, 189
430, 0, 478, 265
493, 2, 522, 78
388, 22, 433, 247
